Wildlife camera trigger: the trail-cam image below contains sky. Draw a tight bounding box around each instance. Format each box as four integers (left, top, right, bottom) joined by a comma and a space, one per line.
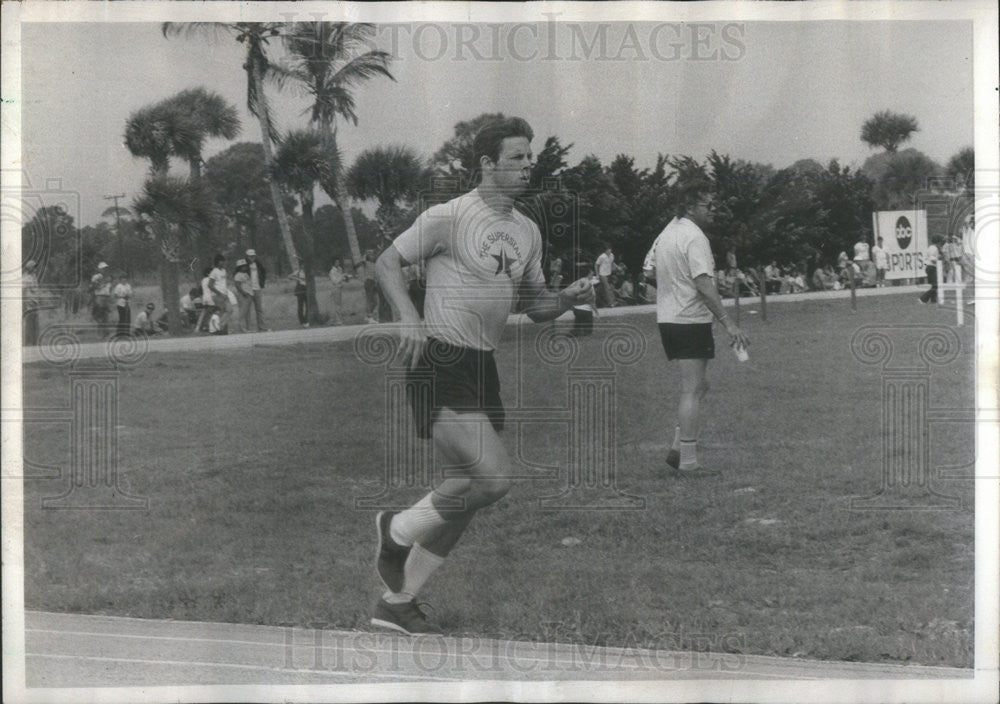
18, 18, 975, 226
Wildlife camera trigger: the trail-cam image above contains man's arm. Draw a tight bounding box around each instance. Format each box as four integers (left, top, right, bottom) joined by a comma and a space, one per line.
375, 209, 448, 368
693, 274, 749, 348
519, 279, 591, 323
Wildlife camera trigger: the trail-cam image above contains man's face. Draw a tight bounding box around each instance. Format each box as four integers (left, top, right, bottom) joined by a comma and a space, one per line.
687, 195, 713, 227
486, 136, 533, 195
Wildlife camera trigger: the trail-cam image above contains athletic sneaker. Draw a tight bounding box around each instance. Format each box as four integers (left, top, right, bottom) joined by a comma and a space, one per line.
666, 449, 680, 470
371, 597, 442, 635
375, 511, 410, 593
668, 465, 721, 479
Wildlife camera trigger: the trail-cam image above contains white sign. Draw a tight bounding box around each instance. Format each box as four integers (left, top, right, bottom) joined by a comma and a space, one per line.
872, 210, 930, 280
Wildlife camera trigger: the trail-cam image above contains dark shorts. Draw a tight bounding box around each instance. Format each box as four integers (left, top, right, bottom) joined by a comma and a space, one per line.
659, 322, 715, 361
406, 338, 505, 440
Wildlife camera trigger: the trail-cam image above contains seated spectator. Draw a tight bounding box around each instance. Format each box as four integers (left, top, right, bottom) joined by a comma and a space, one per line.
133, 303, 160, 337
180, 289, 200, 328
763, 260, 782, 294
616, 277, 635, 305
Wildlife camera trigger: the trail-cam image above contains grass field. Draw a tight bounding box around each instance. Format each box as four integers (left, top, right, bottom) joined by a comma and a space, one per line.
21, 293, 976, 667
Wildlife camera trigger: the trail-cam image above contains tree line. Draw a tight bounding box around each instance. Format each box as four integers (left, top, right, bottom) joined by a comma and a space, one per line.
22, 17, 974, 335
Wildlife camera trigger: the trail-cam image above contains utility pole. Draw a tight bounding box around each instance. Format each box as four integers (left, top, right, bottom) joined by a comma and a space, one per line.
103, 194, 127, 277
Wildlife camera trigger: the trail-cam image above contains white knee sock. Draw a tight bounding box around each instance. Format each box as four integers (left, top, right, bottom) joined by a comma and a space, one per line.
679, 440, 699, 470
390, 493, 447, 547
383, 544, 446, 604
671, 426, 681, 451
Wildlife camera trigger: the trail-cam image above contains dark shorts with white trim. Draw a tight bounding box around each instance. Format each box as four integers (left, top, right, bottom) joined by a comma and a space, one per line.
406, 337, 505, 440
658, 322, 715, 361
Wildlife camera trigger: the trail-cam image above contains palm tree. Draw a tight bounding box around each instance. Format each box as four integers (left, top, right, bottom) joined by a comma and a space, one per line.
133, 176, 215, 335
347, 145, 426, 237
165, 87, 241, 184
272, 128, 341, 325
277, 22, 394, 271
124, 102, 199, 176
162, 22, 300, 270
861, 111, 919, 154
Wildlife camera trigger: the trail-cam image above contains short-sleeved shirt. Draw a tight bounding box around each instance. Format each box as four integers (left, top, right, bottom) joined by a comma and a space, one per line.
872, 245, 889, 269
643, 217, 716, 324
91, 274, 110, 297
112, 283, 132, 308
596, 252, 614, 277
854, 241, 870, 261
234, 271, 251, 295
201, 276, 214, 306
392, 189, 546, 351
209, 267, 228, 295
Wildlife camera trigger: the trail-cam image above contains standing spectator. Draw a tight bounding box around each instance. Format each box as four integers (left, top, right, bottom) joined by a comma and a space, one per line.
133, 302, 159, 336
942, 234, 962, 283
328, 258, 346, 326
548, 254, 564, 291
853, 238, 870, 263
643, 190, 749, 477
233, 258, 254, 333
112, 272, 133, 336
872, 236, 889, 287
245, 249, 269, 331
208, 254, 231, 332
198, 267, 215, 332
292, 266, 309, 327
22, 259, 41, 346
358, 249, 380, 324
920, 236, 942, 304
594, 244, 616, 308
90, 261, 112, 331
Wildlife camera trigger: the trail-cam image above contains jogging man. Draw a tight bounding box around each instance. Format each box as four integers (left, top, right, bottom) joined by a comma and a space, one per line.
372, 117, 594, 634
643, 188, 749, 477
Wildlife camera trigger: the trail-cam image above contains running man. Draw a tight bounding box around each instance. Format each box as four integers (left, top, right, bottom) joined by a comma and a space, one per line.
372, 117, 594, 634
643, 188, 749, 478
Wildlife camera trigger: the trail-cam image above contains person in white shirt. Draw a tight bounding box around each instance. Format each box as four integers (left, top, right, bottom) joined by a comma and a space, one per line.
90, 261, 112, 329
594, 244, 616, 308
871, 237, 889, 287
920, 236, 942, 304
208, 254, 231, 331
643, 189, 749, 477
233, 259, 254, 332
853, 239, 870, 262
111, 273, 133, 337
372, 117, 593, 635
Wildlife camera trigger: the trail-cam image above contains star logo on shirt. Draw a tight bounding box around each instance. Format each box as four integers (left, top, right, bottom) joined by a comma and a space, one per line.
492, 247, 514, 277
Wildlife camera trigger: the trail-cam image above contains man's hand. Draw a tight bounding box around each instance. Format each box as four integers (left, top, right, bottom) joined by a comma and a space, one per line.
397, 315, 427, 369
723, 318, 750, 351
558, 277, 595, 310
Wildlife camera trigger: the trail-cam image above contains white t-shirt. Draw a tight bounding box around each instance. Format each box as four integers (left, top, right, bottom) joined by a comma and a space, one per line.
112, 283, 132, 308
201, 276, 214, 306
134, 310, 154, 332
180, 294, 194, 311
595, 252, 614, 277
392, 189, 546, 351
209, 267, 228, 296
927, 244, 940, 265
872, 245, 889, 269
854, 241, 870, 261
643, 217, 716, 324
91, 273, 111, 296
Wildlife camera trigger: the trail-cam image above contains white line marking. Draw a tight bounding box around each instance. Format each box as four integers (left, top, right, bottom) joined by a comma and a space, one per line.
25, 652, 456, 682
